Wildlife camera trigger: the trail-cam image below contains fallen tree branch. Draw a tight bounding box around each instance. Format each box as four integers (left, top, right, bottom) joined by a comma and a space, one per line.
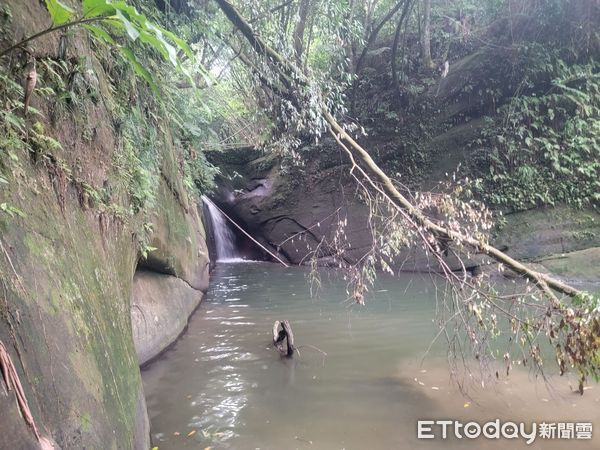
213, 0, 582, 299
323, 111, 581, 299
213, 0, 598, 382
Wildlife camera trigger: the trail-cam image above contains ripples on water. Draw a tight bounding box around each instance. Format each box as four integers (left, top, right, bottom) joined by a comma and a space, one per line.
142, 263, 600, 449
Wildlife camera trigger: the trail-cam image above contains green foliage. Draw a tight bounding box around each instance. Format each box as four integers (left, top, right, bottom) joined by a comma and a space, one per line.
469, 60, 600, 210
113, 101, 161, 213
137, 221, 157, 260
0, 70, 33, 218
41, 0, 193, 94
45, 0, 75, 25
0, 0, 222, 234
0, 202, 24, 217
182, 148, 219, 194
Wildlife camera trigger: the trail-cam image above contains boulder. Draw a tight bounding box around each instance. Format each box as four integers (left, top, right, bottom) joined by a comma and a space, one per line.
131, 270, 204, 366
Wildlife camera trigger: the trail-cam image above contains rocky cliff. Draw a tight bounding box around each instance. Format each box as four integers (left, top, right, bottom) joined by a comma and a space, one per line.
0, 1, 209, 448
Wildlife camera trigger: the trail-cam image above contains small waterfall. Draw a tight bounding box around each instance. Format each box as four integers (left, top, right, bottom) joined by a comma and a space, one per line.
202, 196, 242, 262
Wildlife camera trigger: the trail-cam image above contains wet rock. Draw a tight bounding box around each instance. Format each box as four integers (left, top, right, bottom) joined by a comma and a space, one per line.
493, 206, 600, 261
131, 269, 204, 366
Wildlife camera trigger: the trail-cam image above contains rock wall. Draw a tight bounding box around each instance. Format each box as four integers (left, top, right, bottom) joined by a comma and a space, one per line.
132, 270, 204, 366
212, 148, 600, 280
209, 33, 600, 281
132, 169, 210, 366
0, 1, 209, 448
211, 149, 372, 267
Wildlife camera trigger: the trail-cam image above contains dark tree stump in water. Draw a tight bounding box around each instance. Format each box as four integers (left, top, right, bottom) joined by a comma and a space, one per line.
273, 320, 295, 357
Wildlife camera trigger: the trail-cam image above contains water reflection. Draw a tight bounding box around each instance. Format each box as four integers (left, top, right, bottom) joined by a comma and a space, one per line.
142, 263, 600, 450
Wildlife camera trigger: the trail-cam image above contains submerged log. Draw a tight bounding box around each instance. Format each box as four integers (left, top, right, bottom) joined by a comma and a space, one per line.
273, 320, 295, 357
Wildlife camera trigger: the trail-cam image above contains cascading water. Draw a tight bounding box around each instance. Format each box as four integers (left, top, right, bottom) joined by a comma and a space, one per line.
202, 196, 242, 262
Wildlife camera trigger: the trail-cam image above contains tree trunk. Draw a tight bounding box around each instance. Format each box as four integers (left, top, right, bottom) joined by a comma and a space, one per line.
353, 0, 406, 77
351, 0, 406, 111
273, 320, 295, 356
293, 0, 311, 66
343, 0, 357, 70
391, 0, 414, 90
420, 0, 434, 69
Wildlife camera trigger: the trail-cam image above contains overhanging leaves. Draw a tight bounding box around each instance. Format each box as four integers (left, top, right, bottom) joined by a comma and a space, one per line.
1, 0, 197, 95
45, 0, 74, 26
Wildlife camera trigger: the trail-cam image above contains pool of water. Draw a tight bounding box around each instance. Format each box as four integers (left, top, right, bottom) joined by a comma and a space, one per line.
142, 263, 599, 449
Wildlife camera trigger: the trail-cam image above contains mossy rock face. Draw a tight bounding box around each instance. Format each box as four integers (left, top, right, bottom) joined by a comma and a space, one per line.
0, 1, 208, 448
142, 176, 210, 292
0, 162, 142, 448
493, 206, 600, 261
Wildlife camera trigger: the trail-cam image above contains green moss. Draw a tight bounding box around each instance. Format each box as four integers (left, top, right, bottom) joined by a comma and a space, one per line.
0, 170, 142, 445
48, 290, 62, 316
80, 413, 92, 433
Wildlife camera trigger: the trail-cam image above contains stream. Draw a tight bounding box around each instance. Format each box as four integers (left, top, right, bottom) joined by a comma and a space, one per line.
142, 263, 599, 449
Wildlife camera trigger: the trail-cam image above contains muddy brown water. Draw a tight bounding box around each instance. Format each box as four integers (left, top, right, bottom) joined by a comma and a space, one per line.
142, 263, 599, 449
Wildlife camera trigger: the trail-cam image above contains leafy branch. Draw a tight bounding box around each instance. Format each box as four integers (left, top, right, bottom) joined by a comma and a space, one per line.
0, 0, 194, 93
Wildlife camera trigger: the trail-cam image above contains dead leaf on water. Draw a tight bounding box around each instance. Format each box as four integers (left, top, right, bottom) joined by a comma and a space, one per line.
173, 432, 180, 436
187, 430, 197, 437
463, 402, 470, 408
